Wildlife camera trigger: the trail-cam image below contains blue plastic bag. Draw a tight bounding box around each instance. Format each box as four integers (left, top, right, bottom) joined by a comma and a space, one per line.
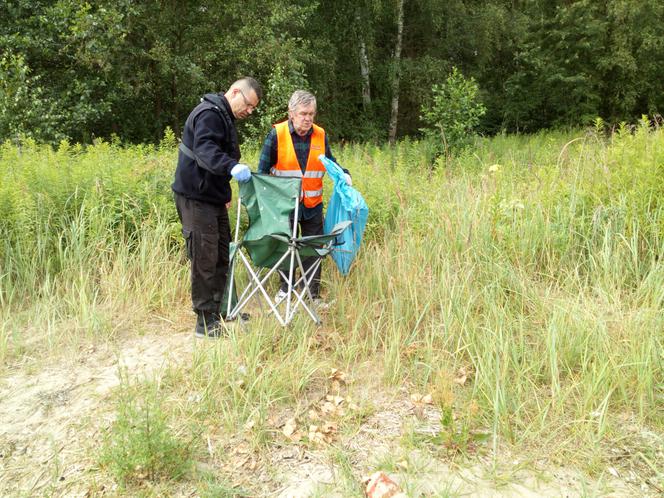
319, 155, 369, 275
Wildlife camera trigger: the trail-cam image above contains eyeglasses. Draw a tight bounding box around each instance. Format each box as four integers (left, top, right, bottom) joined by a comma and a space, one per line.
238, 89, 257, 111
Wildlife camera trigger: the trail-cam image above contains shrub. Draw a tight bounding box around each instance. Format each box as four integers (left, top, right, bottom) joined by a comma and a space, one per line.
420, 67, 486, 157
0, 53, 62, 142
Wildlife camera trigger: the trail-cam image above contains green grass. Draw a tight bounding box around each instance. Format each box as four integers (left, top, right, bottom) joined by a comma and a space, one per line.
1, 123, 662, 493
99, 375, 196, 488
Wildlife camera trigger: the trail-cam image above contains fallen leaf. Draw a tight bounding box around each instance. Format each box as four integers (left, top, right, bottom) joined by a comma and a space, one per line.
308, 421, 337, 445
329, 368, 347, 383
321, 421, 337, 434
411, 393, 433, 406
318, 397, 346, 418
282, 418, 297, 438
308, 425, 325, 445
453, 367, 468, 386
321, 401, 336, 414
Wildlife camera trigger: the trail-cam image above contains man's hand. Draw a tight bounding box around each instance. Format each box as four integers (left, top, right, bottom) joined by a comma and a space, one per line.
344, 173, 352, 186
231, 163, 251, 183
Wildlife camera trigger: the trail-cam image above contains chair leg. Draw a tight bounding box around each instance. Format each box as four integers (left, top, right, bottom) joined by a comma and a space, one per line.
286, 251, 321, 324
228, 249, 293, 327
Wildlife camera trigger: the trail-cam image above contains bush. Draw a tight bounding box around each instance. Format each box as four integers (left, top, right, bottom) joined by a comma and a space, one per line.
420, 67, 486, 157
240, 62, 308, 146
0, 53, 62, 142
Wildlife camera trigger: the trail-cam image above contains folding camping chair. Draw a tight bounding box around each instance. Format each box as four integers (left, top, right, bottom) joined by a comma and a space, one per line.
225, 174, 351, 326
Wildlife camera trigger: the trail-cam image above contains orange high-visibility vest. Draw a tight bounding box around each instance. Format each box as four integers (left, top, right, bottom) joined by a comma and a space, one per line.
271, 121, 326, 208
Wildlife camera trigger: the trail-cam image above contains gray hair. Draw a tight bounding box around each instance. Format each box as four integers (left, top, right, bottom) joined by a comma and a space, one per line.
288, 90, 316, 112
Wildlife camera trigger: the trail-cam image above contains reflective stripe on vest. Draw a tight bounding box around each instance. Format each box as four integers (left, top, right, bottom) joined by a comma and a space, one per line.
273, 121, 326, 208
270, 167, 302, 178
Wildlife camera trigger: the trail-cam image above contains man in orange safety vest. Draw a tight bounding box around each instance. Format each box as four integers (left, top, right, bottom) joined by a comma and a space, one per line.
258, 90, 352, 306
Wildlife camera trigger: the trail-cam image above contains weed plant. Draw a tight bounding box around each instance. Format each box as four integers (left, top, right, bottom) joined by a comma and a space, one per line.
99, 377, 195, 488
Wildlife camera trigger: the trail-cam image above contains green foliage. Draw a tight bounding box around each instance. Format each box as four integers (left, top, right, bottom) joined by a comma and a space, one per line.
503, 1, 607, 130
503, 0, 664, 130
241, 62, 308, 145
159, 126, 178, 150
99, 380, 194, 487
0, 137, 179, 317
420, 67, 486, 155
0, 1, 118, 142
2, 1, 664, 142
0, 52, 61, 141
197, 474, 249, 498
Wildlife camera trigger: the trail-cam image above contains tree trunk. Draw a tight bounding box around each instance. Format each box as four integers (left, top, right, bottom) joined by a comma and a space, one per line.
388, 0, 404, 144
356, 11, 371, 109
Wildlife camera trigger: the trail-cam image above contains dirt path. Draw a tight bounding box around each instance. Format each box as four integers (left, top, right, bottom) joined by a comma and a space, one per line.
0, 327, 193, 496
0, 324, 653, 497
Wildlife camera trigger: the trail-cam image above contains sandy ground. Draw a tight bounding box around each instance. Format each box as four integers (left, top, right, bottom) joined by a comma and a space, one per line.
0, 320, 658, 497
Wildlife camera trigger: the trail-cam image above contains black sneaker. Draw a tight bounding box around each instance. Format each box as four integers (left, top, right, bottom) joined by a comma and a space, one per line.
195, 311, 224, 339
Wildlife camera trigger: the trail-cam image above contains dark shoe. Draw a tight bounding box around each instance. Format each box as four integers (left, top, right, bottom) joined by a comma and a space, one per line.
195, 311, 223, 339
223, 312, 250, 323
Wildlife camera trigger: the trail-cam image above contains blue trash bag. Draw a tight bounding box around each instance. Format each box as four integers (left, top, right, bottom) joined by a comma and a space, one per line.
319, 154, 369, 275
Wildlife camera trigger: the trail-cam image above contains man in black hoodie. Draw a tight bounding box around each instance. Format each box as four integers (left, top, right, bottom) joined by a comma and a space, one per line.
172, 77, 262, 338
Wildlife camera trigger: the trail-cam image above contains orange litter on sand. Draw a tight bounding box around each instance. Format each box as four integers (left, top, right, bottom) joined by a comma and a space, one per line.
364, 471, 408, 498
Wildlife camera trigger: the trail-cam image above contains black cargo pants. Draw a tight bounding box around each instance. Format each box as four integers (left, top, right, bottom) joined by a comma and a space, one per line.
175, 193, 232, 316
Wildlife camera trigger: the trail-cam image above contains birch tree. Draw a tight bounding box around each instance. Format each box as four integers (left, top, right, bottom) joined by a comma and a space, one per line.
388, 0, 404, 144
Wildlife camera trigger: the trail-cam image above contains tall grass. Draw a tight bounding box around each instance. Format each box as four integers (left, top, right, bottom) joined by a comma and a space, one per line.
1, 123, 662, 474
0, 135, 185, 361
330, 124, 663, 466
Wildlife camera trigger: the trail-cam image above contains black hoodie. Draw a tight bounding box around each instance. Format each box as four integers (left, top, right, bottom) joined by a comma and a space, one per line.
172, 93, 240, 205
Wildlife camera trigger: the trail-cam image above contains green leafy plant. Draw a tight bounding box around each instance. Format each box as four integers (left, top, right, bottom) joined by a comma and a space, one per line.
420, 67, 486, 157
420, 372, 489, 456
432, 401, 490, 456
99, 381, 194, 488
241, 62, 308, 146
0, 53, 62, 142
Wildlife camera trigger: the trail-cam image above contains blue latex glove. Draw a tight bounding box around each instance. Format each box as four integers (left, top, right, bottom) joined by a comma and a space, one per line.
231, 163, 251, 183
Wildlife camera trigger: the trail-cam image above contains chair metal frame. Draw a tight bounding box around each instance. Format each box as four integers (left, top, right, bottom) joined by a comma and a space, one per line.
225, 179, 329, 326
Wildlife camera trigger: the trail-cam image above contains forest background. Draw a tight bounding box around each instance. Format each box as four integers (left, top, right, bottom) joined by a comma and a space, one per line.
2, 0, 664, 145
